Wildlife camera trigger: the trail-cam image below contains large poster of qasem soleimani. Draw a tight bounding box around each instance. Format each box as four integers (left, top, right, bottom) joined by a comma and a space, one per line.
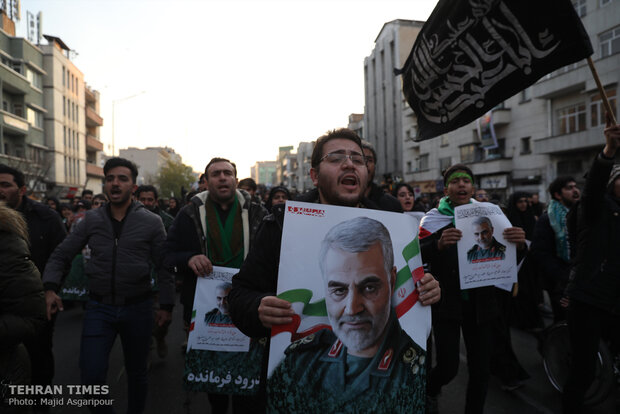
267, 202, 431, 413
398, 0, 593, 141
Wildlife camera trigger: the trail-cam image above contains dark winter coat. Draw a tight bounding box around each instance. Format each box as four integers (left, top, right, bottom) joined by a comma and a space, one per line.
163, 189, 267, 316
16, 196, 67, 275
420, 224, 499, 324
42, 202, 174, 306
368, 183, 403, 213
566, 154, 620, 315
0, 204, 46, 384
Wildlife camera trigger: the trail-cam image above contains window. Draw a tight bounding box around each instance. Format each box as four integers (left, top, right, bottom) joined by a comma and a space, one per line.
440, 135, 449, 147
520, 137, 532, 155
590, 89, 617, 127
62, 67, 65, 86
573, 0, 586, 17
558, 103, 587, 134
63, 97, 66, 116
406, 161, 413, 173
419, 154, 429, 171
63, 127, 66, 147
25, 68, 42, 88
460, 144, 483, 163
27, 108, 43, 128
486, 138, 505, 160
439, 157, 452, 172
13, 103, 23, 117
600, 26, 620, 58
600, 0, 612, 6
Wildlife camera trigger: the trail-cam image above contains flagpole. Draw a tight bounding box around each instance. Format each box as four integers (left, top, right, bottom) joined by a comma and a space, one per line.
587, 57, 617, 124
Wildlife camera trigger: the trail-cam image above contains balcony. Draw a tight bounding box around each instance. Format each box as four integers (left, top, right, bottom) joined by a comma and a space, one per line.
85, 106, 103, 127
86, 162, 104, 178
471, 108, 511, 131
534, 129, 602, 155
86, 134, 103, 152
85, 87, 96, 104
1, 111, 29, 135
470, 158, 513, 177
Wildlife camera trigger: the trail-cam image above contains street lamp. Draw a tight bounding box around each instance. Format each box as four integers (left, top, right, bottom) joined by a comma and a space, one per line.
111, 91, 146, 156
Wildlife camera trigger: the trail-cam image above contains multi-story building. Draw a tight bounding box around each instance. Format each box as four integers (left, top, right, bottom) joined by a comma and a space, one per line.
0, 10, 48, 196
276, 145, 294, 186
251, 160, 277, 186
84, 84, 104, 193
364, 19, 424, 183
401, 0, 619, 203
347, 113, 364, 140
40, 35, 89, 198
119, 146, 182, 186
294, 141, 314, 193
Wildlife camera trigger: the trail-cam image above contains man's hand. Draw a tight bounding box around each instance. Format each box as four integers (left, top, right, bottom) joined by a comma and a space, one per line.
603, 111, 620, 158
418, 273, 441, 306
45, 290, 64, 321
258, 296, 295, 328
155, 309, 173, 327
437, 228, 462, 251
503, 227, 526, 250
188, 254, 212, 276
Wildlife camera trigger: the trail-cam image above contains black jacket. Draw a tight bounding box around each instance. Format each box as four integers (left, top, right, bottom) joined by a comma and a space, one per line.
17, 196, 66, 275
566, 154, 620, 314
530, 212, 571, 291
420, 224, 499, 324
0, 204, 46, 376
163, 189, 267, 314
43, 202, 174, 306
229, 188, 379, 338
368, 183, 403, 213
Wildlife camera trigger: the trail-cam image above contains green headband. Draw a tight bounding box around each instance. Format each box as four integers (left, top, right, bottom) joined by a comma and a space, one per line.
445, 171, 473, 184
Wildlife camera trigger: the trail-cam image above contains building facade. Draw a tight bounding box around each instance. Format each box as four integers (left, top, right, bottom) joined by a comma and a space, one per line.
400, 0, 619, 203
251, 160, 277, 186
40, 35, 88, 198
84, 84, 104, 193
0, 12, 48, 196
364, 19, 424, 183
119, 146, 182, 186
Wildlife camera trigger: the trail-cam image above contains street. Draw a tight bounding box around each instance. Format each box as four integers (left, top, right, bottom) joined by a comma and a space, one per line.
47, 297, 618, 414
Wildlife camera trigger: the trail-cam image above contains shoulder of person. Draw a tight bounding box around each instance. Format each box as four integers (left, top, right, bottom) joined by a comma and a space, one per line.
467, 244, 479, 253
284, 329, 335, 356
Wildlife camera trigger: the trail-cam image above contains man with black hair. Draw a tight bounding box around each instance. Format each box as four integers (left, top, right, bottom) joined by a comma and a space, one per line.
42, 157, 174, 414
0, 164, 66, 408
81, 189, 94, 202
229, 128, 440, 413
164, 157, 268, 413
360, 140, 403, 212
531, 175, 581, 322
562, 115, 620, 413
136, 184, 174, 231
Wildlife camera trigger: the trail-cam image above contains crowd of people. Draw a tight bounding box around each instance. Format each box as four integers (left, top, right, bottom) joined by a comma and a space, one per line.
0, 116, 618, 414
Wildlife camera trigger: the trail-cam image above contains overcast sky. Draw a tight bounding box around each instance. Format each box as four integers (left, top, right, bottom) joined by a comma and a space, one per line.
18, 0, 438, 177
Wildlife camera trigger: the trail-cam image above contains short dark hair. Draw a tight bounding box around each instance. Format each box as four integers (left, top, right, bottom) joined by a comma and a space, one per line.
392, 182, 414, 198
199, 173, 206, 181
103, 158, 139, 183
0, 164, 25, 188
361, 140, 377, 163
311, 128, 363, 170
136, 184, 158, 200
443, 164, 475, 185
81, 189, 93, 197
238, 178, 257, 192
205, 158, 237, 177
93, 193, 108, 202
548, 176, 576, 198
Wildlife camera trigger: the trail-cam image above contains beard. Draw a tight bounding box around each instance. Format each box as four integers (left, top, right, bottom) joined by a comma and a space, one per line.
329, 304, 390, 354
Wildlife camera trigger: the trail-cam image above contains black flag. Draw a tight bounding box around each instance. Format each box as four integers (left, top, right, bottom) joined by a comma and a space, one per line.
398, 0, 593, 141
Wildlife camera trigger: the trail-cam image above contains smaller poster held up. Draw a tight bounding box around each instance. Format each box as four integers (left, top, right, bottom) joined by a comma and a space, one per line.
455, 202, 516, 289
184, 266, 265, 395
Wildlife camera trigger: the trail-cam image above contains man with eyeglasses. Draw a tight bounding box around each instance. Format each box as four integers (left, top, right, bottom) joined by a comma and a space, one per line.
531, 176, 581, 322
228, 128, 440, 412
361, 140, 403, 212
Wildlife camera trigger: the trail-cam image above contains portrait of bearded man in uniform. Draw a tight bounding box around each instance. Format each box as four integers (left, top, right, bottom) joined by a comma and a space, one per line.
204, 282, 233, 325
268, 216, 426, 413
467, 216, 506, 264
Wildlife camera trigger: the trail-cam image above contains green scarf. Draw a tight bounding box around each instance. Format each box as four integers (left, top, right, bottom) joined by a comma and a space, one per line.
205, 196, 244, 268
437, 196, 456, 222
547, 199, 570, 262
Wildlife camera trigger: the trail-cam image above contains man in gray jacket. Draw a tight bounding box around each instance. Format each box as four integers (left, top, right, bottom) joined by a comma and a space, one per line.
43, 157, 174, 414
